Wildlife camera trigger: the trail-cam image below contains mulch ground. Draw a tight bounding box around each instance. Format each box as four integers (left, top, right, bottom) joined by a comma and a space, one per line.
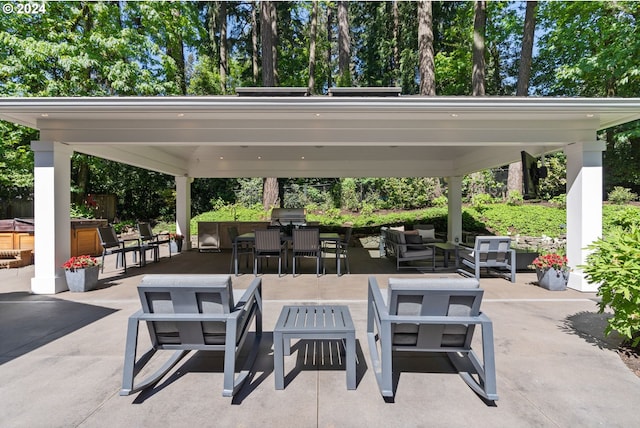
618, 345, 640, 377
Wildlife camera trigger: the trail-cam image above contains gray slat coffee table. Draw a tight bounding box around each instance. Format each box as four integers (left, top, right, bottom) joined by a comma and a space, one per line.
273, 305, 356, 390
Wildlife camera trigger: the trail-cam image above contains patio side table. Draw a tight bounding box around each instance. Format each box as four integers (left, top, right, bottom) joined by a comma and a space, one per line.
273, 305, 356, 390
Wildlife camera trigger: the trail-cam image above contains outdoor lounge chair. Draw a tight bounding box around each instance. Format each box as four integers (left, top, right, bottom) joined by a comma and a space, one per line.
458, 236, 516, 282
120, 275, 263, 398
367, 276, 498, 402
97, 226, 142, 273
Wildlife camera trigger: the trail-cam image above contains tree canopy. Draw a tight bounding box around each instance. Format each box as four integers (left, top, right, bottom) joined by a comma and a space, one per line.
1, 1, 639, 220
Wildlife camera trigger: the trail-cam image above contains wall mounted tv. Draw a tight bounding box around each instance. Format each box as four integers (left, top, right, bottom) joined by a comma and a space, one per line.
521, 151, 548, 200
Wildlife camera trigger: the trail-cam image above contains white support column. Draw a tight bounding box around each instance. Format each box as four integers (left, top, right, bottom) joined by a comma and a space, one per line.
175, 176, 193, 250
565, 140, 606, 292
447, 176, 463, 244
30, 141, 72, 294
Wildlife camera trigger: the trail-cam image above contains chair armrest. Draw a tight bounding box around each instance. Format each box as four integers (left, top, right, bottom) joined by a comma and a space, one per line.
136, 313, 233, 322
384, 314, 490, 325
368, 276, 389, 320
234, 277, 263, 313
119, 238, 141, 248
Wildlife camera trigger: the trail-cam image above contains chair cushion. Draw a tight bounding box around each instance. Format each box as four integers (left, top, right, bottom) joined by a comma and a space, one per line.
404, 234, 425, 250
417, 228, 435, 240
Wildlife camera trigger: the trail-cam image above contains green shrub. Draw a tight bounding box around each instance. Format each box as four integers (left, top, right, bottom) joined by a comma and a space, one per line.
432, 195, 448, 208
607, 186, 637, 205
549, 194, 566, 209
505, 190, 523, 206
478, 204, 566, 237
70, 203, 95, 219
582, 226, 640, 346
471, 193, 494, 211
603, 206, 640, 233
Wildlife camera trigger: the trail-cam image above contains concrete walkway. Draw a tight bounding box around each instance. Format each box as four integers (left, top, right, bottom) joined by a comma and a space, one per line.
1, 247, 638, 427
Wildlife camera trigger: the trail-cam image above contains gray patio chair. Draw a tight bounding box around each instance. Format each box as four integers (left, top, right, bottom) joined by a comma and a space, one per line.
367, 276, 497, 402
120, 275, 263, 398
97, 226, 142, 273
137, 222, 172, 261
322, 226, 352, 275
292, 228, 322, 276
228, 226, 252, 275
253, 229, 287, 276
458, 236, 516, 282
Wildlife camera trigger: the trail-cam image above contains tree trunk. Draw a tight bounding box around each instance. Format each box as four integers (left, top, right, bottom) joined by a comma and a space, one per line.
472, 1, 486, 96
326, 5, 333, 88
516, 1, 537, 97
260, 1, 278, 209
251, 1, 258, 84
337, 1, 351, 86
206, 2, 218, 61
260, 0, 275, 86
509, 1, 537, 196
270, 1, 278, 85
263, 177, 280, 210
418, 1, 435, 96
308, 1, 318, 94
219, 1, 227, 94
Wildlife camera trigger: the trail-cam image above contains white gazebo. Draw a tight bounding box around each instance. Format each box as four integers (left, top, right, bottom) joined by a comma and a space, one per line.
1, 94, 639, 294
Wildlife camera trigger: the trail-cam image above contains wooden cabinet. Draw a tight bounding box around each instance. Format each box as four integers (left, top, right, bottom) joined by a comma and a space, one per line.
70, 219, 108, 257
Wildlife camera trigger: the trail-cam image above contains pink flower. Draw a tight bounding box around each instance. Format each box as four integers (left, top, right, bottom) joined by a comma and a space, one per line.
63, 255, 100, 271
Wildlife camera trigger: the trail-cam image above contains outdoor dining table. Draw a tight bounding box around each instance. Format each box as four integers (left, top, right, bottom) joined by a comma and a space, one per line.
233, 231, 341, 275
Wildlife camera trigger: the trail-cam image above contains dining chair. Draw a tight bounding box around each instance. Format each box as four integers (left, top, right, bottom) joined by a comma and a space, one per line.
292, 228, 322, 277
253, 229, 287, 276
323, 227, 352, 276
228, 226, 252, 275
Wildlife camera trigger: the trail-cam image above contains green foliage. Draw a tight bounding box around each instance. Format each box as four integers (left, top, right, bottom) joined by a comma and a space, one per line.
603, 205, 640, 233
478, 204, 566, 237
112, 220, 136, 235
582, 227, 640, 346
341, 178, 360, 212
432, 195, 448, 208
70, 203, 95, 219
235, 178, 263, 207
549, 194, 567, 209
506, 190, 524, 206
471, 193, 495, 211
607, 186, 637, 205
538, 152, 567, 199
0, 122, 35, 200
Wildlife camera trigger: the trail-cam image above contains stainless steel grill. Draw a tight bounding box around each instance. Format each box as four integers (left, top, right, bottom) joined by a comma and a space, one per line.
270, 208, 306, 226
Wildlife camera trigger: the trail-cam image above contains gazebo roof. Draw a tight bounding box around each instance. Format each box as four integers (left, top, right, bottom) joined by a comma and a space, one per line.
1, 96, 639, 178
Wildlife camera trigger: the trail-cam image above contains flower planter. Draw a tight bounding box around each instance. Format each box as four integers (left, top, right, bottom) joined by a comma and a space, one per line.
170, 239, 183, 253
535, 267, 568, 291
65, 266, 100, 292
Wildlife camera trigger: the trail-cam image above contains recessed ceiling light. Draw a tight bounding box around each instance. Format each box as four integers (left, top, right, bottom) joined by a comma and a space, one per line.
40, 113, 49, 117
451, 113, 459, 117
301, 156, 305, 160
315, 113, 321, 117
586, 114, 594, 118
257, 156, 262, 160
219, 156, 224, 160
177, 113, 185, 117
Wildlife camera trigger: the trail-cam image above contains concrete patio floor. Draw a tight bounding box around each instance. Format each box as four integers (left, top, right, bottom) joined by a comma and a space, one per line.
1, 245, 639, 428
